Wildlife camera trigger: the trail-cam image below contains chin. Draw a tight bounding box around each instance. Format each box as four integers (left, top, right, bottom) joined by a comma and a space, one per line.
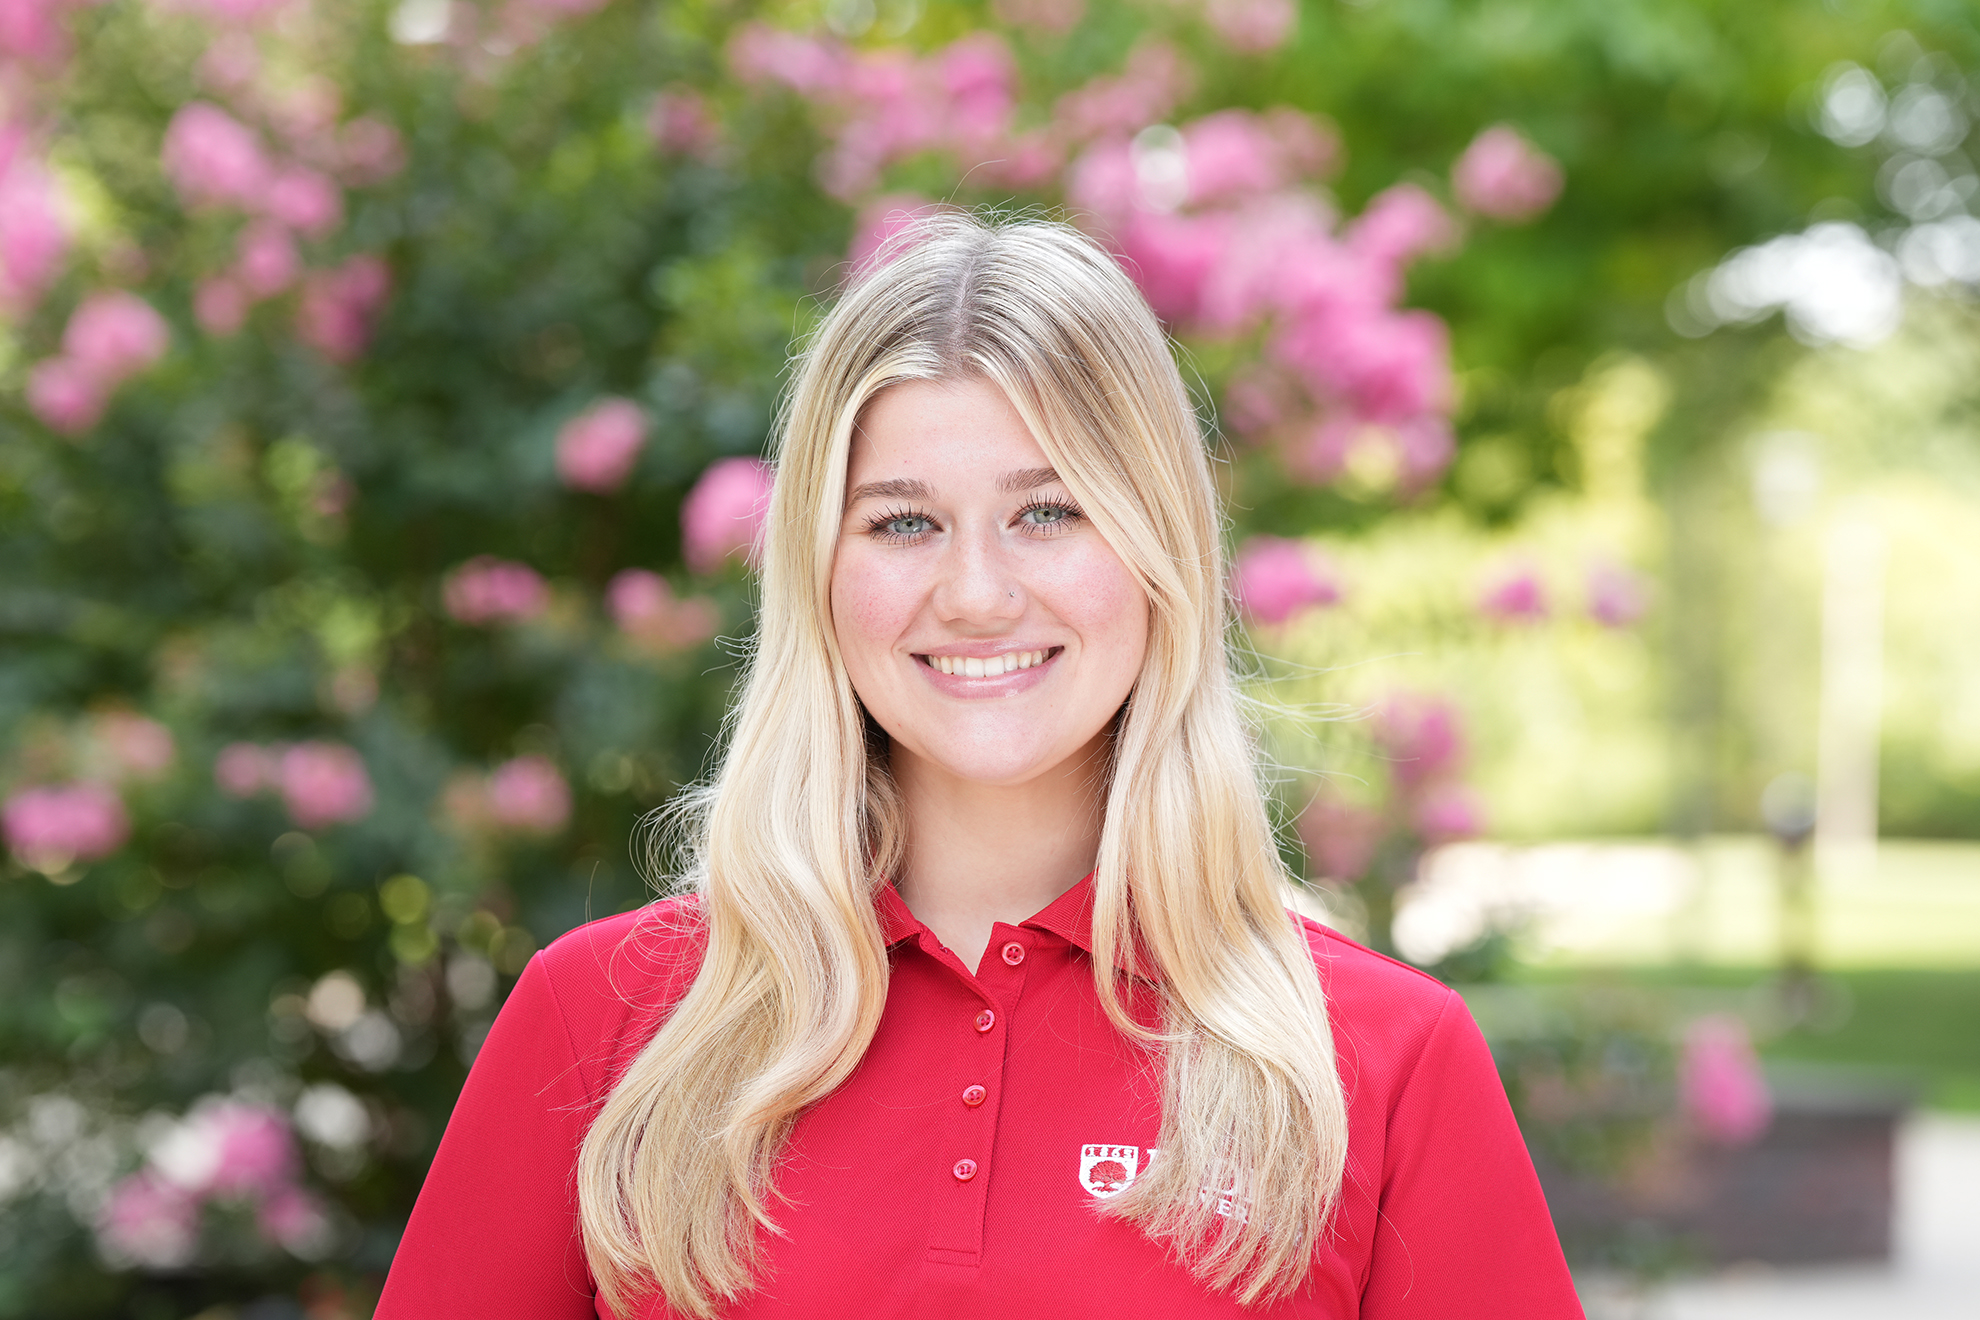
915, 734, 1075, 789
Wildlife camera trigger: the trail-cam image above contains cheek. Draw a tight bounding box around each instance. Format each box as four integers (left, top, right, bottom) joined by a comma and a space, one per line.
830, 547, 924, 669
1042, 542, 1149, 670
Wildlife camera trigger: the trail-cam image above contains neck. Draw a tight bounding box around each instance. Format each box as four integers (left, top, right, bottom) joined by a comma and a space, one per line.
890, 734, 1110, 974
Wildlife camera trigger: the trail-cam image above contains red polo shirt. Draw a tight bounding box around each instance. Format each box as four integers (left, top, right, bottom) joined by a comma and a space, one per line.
377, 876, 1582, 1318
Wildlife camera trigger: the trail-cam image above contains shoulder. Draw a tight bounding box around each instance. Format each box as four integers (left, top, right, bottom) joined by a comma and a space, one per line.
538, 892, 709, 996
523, 894, 710, 1091
1292, 913, 1466, 1092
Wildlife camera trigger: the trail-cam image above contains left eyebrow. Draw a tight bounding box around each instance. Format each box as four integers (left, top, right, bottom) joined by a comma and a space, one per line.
999, 467, 1063, 494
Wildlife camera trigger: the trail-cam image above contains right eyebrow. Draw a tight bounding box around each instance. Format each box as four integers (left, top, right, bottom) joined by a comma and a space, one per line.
845, 477, 935, 505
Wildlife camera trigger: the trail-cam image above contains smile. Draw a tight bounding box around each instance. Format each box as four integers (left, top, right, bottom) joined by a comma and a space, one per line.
915, 647, 1062, 678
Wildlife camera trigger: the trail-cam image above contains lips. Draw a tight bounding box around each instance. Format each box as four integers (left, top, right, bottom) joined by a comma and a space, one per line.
915, 647, 1061, 678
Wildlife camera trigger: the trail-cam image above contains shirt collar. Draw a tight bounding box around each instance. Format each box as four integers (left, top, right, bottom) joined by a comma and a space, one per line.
874, 872, 1155, 979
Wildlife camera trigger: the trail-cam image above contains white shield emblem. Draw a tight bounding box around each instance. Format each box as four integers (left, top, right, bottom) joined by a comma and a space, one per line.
1078, 1143, 1143, 1199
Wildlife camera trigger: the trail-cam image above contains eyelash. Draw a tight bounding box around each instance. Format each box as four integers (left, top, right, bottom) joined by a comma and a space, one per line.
862, 500, 1084, 544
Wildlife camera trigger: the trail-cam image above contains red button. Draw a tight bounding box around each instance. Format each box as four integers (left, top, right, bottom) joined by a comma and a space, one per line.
952, 1159, 978, 1181
1000, 941, 1025, 966
961, 1085, 987, 1107
973, 1009, 995, 1033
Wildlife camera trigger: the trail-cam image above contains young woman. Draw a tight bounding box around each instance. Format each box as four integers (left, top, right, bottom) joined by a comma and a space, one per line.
377, 215, 1583, 1319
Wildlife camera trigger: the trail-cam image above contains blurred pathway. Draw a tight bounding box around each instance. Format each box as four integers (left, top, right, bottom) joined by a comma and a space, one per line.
1580, 1113, 1980, 1319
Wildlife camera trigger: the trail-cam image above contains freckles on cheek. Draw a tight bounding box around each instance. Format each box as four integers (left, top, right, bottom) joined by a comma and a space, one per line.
1044, 542, 1148, 633
832, 551, 923, 650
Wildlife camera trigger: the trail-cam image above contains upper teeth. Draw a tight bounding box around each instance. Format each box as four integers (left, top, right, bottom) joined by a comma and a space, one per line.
927, 650, 1048, 677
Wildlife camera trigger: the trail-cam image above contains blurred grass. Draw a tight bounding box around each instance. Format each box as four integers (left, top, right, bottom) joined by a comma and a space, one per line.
1508, 963, 1980, 1112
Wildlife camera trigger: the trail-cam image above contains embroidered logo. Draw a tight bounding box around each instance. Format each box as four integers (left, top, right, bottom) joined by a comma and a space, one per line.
1078, 1143, 1155, 1199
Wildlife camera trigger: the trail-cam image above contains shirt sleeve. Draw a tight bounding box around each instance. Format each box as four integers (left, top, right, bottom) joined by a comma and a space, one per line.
1360, 990, 1584, 1318
375, 953, 601, 1320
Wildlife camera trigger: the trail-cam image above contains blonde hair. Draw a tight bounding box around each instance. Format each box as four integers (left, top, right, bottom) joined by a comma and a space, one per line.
577, 213, 1348, 1316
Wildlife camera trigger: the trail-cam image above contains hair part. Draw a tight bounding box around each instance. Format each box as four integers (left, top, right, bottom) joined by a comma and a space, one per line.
577, 212, 1349, 1317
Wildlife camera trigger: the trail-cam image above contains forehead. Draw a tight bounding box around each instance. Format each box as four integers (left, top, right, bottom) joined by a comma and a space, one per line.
846, 378, 1051, 487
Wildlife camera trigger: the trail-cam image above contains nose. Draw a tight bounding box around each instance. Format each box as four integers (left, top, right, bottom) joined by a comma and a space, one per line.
932, 522, 1025, 625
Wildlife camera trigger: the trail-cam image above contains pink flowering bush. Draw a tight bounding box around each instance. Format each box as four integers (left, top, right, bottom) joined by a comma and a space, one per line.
1374, 691, 1467, 789
1203, 0, 1297, 54
1679, 1016, 1773, 1145
1586, 560, 1650, 627
277, 742, 373, 830
1294, 692, 1488, 955
92, 712, 176, 781
2, 781, 130, 869
162, 102, 272, 210
25, 356, 106, 434
97, 1172, 201, 1271
1230, 535, 1341, 625
25, 291, 171, 434
443, 557, 549, 625
1479, 564, 1550, 622
554, 397, 648, 492
607, 569, 720, 653
295, 254, 390, 360
1295, 793, 1385, 883
0, 153, 69, 311
214, 741, 275, 798
442, 756, 573, 837
1412, 782, 1484, 842
648, 87, 719, 159
485, 756, 573, 834
98, 1096, 333, 1270
681, 458, 773, 573
1452, 125, 1563, 224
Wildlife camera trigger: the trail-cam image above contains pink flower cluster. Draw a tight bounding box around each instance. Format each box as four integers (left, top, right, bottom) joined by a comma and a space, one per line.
0, 134, 69, 314
2, 781, 130, 871
1586, 560, 1649, 627
160, 87, 402, 352
555, 397, 648, 493
97, 1097, 331, 1270
648, 87, 719, 160
1295, 792, 1383, 884
680, 457, 773, 574
1374, 691, 1483, 842
26, 291, 171, 435
1201, 0, 1297, 54
1229, 535, 1341, 626
290, 254, 390, 360
1451, 125, 1562, 224
749, 25, 1556, 503
607, 570, 719, 654
991, 0, 1084, 34
1064, 106, 1461, 495
732, 28, 1037, 199
443, 756, 572, 837
1295, 691, 1484, 884
442, 556, 548, 625
1478, 563, 1548, 622
1477, 558, 1650, 627
0, 0, 87, 65
214, 741, 374, 831
1680, 1015, 1772, 1146
90, 711, 178, 781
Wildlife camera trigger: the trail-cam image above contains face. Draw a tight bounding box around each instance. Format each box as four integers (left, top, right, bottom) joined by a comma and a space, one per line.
830, 377, 1150, 789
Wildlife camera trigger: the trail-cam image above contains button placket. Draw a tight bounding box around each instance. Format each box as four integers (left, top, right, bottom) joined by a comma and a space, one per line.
926, 929, 1031, 1267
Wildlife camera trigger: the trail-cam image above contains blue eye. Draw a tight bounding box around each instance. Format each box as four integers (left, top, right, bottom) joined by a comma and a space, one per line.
1018, 501, 1081, 530
868, 510, 936, 542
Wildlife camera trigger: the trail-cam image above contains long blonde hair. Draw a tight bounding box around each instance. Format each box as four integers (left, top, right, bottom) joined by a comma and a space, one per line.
577, 213, 1348, 1316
